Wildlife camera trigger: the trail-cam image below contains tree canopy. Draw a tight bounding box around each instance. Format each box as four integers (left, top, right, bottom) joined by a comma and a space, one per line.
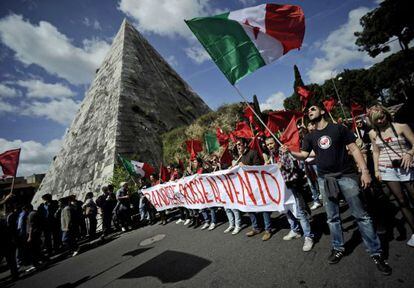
354, 0, 413, 57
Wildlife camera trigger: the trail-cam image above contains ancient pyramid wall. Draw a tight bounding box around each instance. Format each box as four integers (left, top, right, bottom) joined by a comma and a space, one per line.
32, 20, 210, 205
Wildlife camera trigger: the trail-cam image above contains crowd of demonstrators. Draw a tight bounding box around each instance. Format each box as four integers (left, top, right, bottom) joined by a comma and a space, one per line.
1, 103, 413, 280
158, 103, 413, 276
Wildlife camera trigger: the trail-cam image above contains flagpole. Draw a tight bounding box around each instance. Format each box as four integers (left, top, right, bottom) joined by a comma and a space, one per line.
331, 78, 347, 119
233, 85, 284, 146
328, 111, 337, 124
158, 162, 163, 184
10, 176, 15, 195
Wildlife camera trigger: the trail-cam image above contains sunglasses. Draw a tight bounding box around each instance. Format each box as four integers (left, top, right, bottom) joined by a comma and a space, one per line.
308, 107, 318, 112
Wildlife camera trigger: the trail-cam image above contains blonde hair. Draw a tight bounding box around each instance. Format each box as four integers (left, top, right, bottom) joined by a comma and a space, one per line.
367, 104, 392, 128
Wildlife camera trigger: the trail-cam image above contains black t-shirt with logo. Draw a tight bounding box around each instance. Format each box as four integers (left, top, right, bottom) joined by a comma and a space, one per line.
302, 123, 357, 175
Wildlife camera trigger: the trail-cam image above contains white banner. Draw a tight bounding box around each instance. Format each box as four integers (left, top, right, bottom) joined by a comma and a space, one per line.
141, 165, 296, 212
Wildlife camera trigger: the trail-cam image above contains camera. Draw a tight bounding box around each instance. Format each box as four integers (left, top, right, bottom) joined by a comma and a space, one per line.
391, 159, 402, 168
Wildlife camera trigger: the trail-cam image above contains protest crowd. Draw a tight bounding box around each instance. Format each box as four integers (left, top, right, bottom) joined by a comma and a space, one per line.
1, 101, 413, 281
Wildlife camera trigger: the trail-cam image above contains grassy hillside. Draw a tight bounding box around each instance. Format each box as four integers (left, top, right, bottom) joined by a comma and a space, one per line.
161, 103, 244, 164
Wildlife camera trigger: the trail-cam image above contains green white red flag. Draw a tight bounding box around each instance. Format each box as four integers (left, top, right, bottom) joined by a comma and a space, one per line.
185, 3, 305, 84
118, 155, 155, 178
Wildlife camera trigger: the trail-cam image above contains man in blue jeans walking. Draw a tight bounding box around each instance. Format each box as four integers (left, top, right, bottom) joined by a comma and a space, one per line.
287, 104, 392, 275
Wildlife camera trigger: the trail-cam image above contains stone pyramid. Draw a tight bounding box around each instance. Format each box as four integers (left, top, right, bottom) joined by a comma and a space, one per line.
32, 19, 210, 205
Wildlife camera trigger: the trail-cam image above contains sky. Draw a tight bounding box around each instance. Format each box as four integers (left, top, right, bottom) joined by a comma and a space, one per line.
0, 0, 397, 176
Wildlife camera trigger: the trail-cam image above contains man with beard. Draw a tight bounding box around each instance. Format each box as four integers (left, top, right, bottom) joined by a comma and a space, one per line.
286, 104, 392, 275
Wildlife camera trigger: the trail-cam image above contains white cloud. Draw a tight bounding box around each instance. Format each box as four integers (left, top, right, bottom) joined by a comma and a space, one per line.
260, 91, 286, 111
83, 17, 102, 30
238, 0, 257, 6
0, 138, 62, 176
184, 45, 211, 64
0, 83, 20, 98
0, 100, 15, 113
307, 7, 400, 83
16, 79, 75, 99
0, 14, 110, 85
22, 98, 80, 125
118, 0, 213, 39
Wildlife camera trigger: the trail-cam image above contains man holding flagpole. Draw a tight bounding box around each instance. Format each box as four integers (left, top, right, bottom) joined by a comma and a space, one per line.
285, 104, 392, 275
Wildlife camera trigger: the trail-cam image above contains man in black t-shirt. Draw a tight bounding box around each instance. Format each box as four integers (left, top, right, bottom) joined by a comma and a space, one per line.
286, 105, 391, 275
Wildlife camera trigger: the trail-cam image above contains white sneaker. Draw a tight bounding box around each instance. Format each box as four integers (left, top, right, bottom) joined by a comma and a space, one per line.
232, 226, 241, 235
302, 237, 314, 252
121, 227, 126, 232
176, 219, 184, 224
224, 226, 234, 233
200, 222, 210, 230
72, 251, 79, 257
25, 266, 36, 273
283, 230, 301, 240
407, 234, 414, 247
183, 219, 191, 226
310, 202, 322, 210
208, 223, 216, 231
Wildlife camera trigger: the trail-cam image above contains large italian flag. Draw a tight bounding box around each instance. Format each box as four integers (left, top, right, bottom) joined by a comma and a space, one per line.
185, 3, 305, 84
118, 155, 155, 178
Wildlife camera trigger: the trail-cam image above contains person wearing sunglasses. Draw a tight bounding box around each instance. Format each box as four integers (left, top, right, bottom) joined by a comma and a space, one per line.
284, 104, 392, 275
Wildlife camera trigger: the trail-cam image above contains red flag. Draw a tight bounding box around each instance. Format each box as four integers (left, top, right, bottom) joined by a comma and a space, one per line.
248, 136, 264, 159
232, 121, 254, 139
297, 86, 312, 109
323, 98, 336, 113
265, 110, 303, 136
160, 164, 170, 182
216, 127, 229, 146
178, 159, 185, 172
350, 102, 364, 117
243, 106, 263, 135
243, 106, 255, 124
350, 102, 365, 132
185, 139, 203, 159
0, 148, 21, 177
280, 117, 300, 152
220, 144, 233, 167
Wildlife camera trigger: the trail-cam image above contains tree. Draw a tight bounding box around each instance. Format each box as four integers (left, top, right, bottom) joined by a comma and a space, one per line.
284, 65, 305, 111
355, 0, 413, 57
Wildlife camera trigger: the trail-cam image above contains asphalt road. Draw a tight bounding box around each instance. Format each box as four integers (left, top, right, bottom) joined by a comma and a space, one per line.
1, 206, 413, 288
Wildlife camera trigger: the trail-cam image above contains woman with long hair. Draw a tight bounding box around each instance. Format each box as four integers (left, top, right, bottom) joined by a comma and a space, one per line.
368, 104, 414, 247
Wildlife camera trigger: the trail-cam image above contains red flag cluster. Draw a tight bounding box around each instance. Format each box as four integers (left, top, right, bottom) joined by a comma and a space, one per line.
265, 110, 303, 136
0, 148, 21, 177
185, 139, 203, 160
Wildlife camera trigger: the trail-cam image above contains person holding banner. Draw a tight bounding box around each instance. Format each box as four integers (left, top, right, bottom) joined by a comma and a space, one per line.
236, 138, 272, 241
267, 137, 314, 252
287, 104, 392, 275
186, 158, 203, 228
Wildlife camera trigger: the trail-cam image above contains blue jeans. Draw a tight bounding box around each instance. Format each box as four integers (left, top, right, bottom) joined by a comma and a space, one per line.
306, 164, 320, 203
317, 176, 382, 255
286, 185, 313, 238
201, 208, 216, 224
249, 212, 272, 232
225, 209, 241, 228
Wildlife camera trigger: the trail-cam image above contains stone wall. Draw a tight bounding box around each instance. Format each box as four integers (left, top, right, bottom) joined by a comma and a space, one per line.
32, 19, 210, 205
